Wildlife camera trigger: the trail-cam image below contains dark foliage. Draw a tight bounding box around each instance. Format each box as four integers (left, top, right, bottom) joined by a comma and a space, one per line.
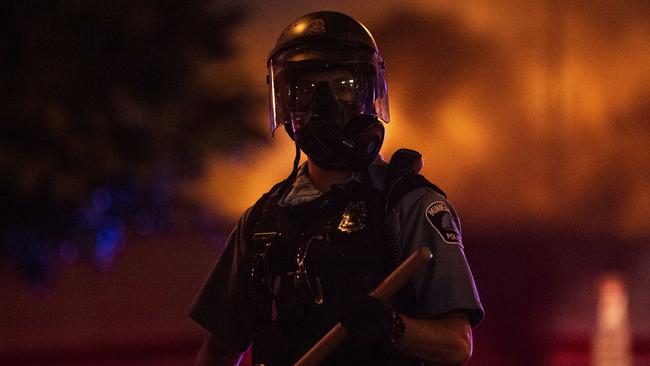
0, 0, 264, 283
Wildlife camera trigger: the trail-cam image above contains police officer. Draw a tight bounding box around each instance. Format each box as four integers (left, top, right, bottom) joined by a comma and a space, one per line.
190, 11, 483, 366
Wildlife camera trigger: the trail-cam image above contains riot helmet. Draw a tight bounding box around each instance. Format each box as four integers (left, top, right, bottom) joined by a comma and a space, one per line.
267, 11, 389, 171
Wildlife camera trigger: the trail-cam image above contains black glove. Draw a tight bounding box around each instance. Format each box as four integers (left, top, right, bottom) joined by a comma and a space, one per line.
340, 294, 404, 345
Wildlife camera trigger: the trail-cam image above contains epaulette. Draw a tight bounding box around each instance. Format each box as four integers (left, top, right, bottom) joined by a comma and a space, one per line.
384, 148, 446, 212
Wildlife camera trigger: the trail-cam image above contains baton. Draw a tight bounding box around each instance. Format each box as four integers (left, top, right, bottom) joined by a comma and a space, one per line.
293, 246, 433, 366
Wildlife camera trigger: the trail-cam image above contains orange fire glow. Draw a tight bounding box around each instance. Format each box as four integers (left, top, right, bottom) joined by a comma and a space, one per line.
192, 2, 650, 238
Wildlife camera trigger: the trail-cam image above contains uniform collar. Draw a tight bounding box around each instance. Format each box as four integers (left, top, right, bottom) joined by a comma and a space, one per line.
280, 163, 359, 207
279, 157, 386, 207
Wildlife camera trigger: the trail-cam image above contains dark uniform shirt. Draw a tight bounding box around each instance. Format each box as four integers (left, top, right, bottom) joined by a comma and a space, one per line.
189, 160, 484, 358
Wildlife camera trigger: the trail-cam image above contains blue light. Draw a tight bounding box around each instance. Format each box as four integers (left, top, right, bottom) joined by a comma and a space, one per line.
94, 219, 124, 270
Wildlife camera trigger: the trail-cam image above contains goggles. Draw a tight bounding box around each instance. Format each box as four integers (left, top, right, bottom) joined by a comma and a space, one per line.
267, 45, 389, 135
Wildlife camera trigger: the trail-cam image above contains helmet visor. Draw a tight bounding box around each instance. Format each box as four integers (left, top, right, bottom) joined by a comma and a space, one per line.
268, 45, 389, 135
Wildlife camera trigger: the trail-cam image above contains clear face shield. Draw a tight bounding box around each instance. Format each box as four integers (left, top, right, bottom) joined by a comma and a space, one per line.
267, 44, 389, 137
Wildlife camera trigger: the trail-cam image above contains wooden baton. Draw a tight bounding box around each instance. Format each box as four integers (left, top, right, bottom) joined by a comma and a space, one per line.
293, 246, 433, 366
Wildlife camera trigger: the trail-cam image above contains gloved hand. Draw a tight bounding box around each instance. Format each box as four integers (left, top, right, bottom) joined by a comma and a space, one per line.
340, 294, 404, 345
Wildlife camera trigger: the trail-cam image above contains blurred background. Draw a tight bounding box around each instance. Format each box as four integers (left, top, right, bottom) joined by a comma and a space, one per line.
1, 0, 648, 365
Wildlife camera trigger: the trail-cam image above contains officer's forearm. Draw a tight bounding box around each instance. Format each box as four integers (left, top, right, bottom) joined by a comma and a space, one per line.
196, 335, 243, 366
393, 313, 472, 365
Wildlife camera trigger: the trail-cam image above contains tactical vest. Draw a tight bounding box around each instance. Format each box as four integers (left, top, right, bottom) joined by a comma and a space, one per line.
242, 150, 445, 366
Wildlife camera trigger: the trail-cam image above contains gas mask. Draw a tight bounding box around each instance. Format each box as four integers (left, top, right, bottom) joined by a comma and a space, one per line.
290, 76, 384, 171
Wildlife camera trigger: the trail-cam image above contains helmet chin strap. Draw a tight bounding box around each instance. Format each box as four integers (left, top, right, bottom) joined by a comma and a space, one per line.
277, 141, 304, 198
291, 141, 302, 178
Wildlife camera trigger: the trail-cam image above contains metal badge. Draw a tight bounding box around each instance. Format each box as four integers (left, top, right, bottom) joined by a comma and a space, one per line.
307, 18, 326, 35
337, 201, 367, 233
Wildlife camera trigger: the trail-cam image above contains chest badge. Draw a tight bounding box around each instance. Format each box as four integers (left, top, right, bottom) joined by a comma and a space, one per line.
338, 201, 367, 233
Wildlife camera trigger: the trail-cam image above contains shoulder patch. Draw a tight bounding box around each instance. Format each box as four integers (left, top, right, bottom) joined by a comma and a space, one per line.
425, 202, 462, 246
